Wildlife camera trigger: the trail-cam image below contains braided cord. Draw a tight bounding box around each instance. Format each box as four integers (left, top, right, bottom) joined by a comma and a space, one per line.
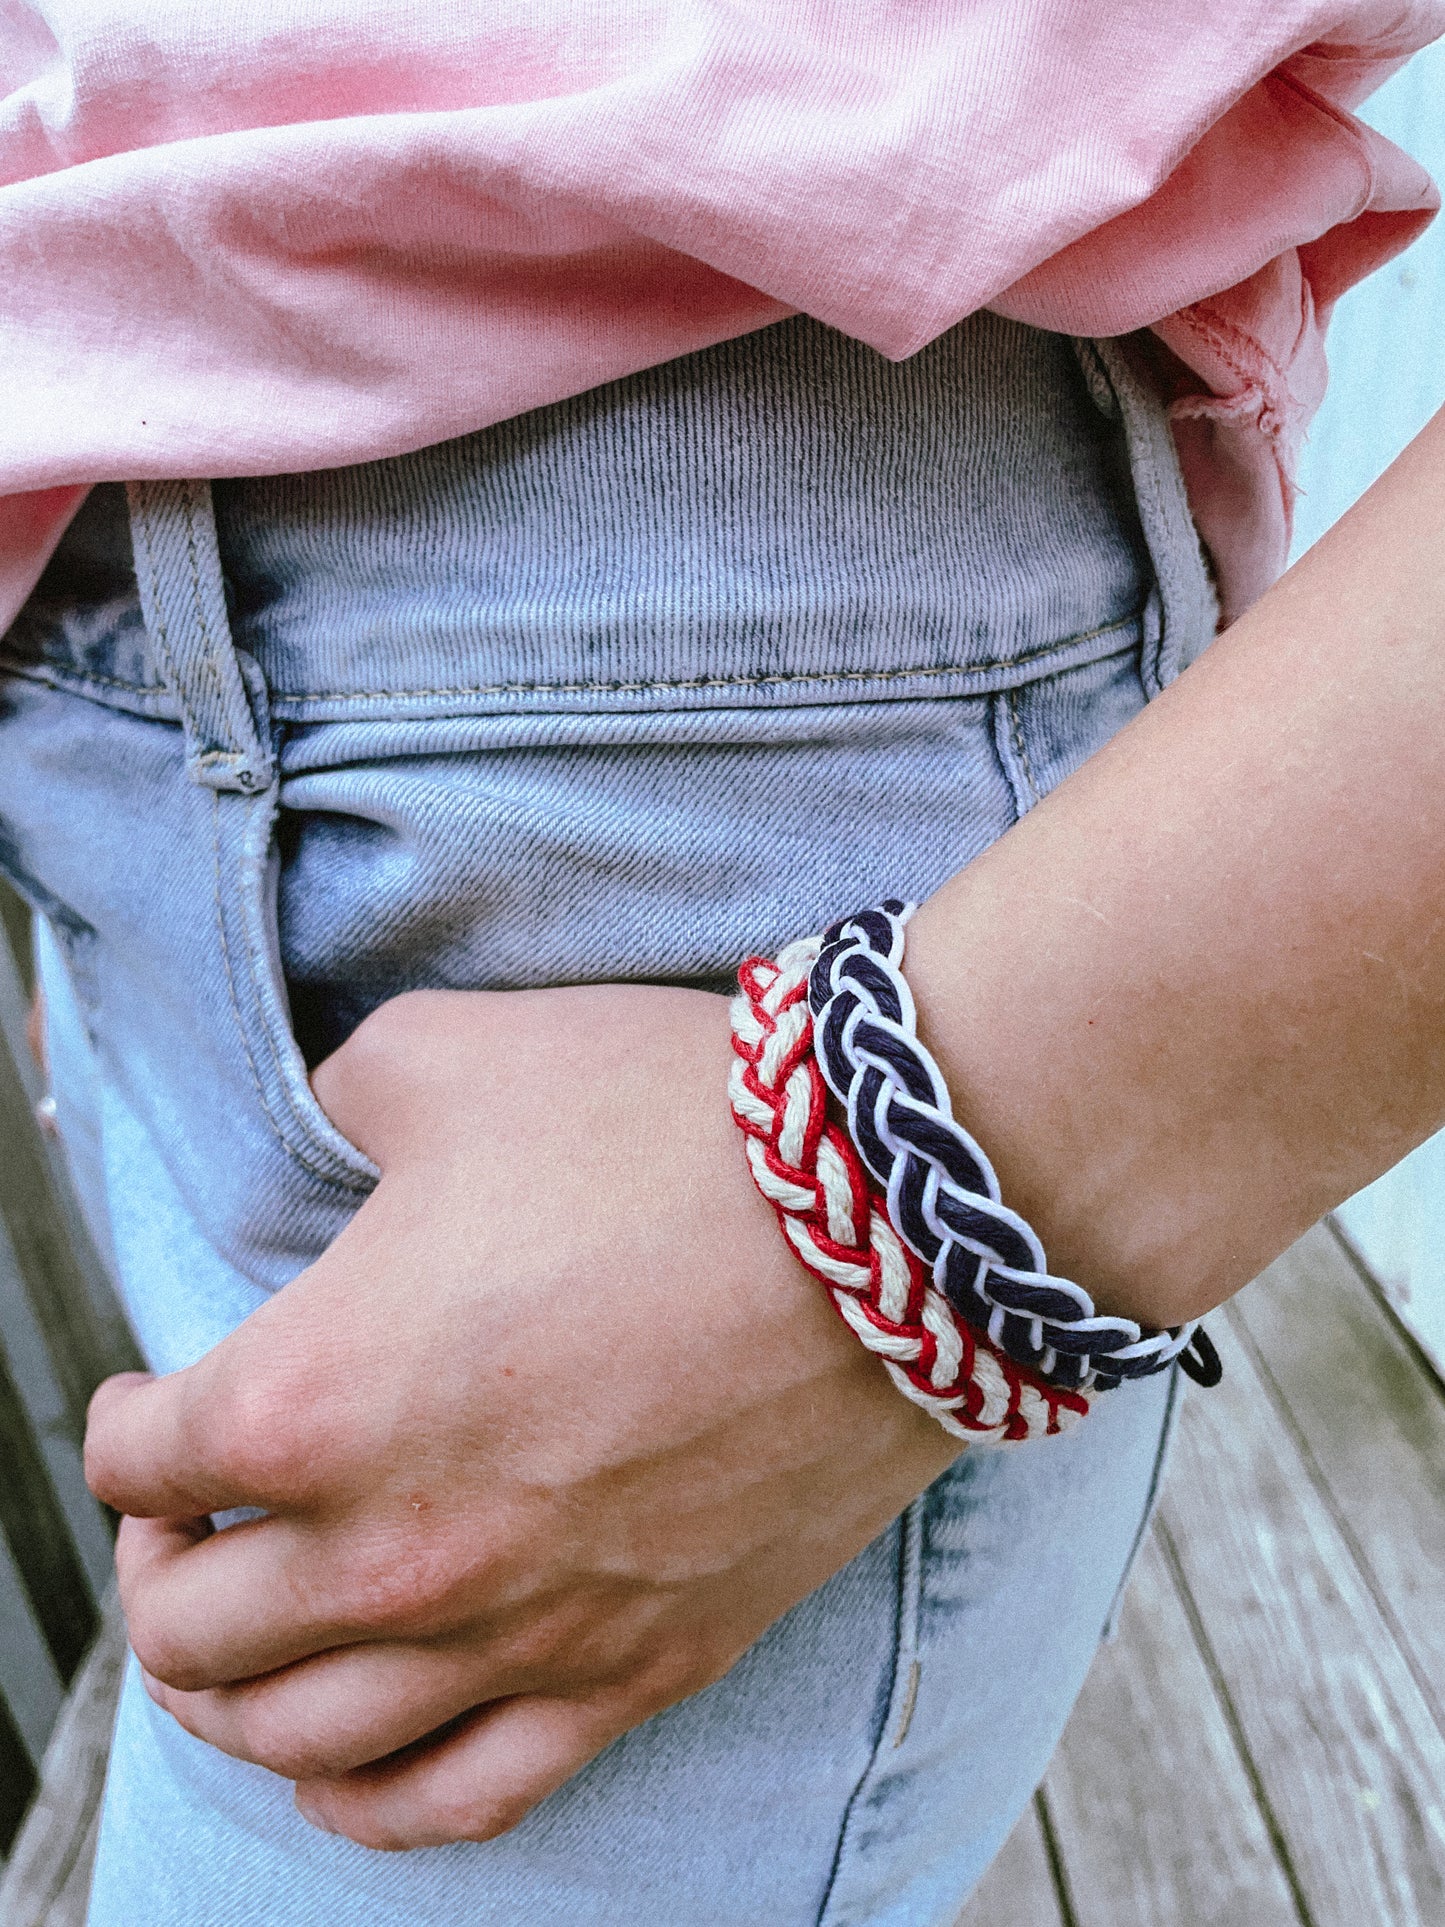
809, 902, 1219, 1392
729, 937, 1091, 1443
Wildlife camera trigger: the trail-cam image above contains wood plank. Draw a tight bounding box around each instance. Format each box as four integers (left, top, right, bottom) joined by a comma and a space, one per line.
955, 1792, 1065, 1927
1228, 1222, 1445, 1732
1335, 1147, 1445, 1380
0, 1687, 39, 1860
1041, 1530, 1305, 1927
0, 1527, 63, 1772
0, 1592, 125, 1925
0, 1337, 97, 1685
0, 881, 32, 997
1160, 1314, 1445, 1925
0, 912, 142, 1449
0, 1218, 115, 1601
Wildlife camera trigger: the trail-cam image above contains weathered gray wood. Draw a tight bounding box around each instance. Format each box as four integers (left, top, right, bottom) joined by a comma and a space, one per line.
0, 885, 32, 998
1041, 1530, 1305, 1927
0, 900, 142, 1447
1160, 1316, 1445, 1925
0, 889, 136, 1613
955, 1793, 1065, 1927
0, 1507, 64, 1769
0, 1338, 97, 1685
0, 883, 141, 1870
0, 1215, 115, 1602
0, 1592, 125, 1924
1228, 1221, 1445, 1732
0, 1686, 39, 1859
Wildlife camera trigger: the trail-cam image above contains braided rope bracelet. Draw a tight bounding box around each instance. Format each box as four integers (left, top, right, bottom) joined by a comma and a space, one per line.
729, 936, 1092, 1442
809, 900, 1221, 1393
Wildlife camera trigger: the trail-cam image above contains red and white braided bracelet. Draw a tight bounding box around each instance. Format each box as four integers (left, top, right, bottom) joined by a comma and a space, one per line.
729, 935, 1091, 1444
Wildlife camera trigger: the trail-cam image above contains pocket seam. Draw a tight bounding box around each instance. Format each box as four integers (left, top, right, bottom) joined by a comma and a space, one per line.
814, 1499, 926, 1927
209, 789, 376, 1194
1, 607, 1145, 717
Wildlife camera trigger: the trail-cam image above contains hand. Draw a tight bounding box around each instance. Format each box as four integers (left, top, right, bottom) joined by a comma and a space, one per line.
84, 984, 958, 1850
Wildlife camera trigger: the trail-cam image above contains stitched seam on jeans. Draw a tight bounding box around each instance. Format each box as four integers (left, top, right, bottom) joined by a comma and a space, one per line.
239, 805, 373, 1192
181, 484, 247, 759
813, 1501, 922, 1927
263, 613, 1142, 703
0, 660, 169, 698
1100, 346, 1178, 696
1092, 337, 1214, 669
1006, 688, 1040, 804
990, 695, 1032, 824
209, 790, 365, 1190
0, 612, 1143, 706
134, 491, 206, 753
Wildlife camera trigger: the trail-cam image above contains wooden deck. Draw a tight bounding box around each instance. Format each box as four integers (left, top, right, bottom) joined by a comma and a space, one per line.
962, 1219, 1445, 1927
3, 1217, 1444, 1925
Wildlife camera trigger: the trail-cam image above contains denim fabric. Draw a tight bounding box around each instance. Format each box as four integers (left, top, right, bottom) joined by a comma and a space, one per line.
0, 314, 1212, 1926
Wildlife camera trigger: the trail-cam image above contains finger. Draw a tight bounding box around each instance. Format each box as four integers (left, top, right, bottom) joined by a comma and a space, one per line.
116, 1513, 354, 1689
308, 989, 460, 1169
85, 1366, 266, 1519
294, 1691, 636, 1851
141, 1637, 516, 1781
85, 1304, 349, 1520
85, 1371, 242, 1517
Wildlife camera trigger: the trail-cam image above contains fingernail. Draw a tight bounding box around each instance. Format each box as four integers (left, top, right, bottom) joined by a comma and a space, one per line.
295, 1795, 338, 1836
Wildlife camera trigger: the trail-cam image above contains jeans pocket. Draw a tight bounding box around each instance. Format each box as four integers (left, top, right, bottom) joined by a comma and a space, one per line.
216, 780, 378, 1195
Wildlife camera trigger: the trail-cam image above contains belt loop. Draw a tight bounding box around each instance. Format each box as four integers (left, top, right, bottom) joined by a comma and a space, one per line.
1086, 338, 1220, 696
126, 480, 274, 793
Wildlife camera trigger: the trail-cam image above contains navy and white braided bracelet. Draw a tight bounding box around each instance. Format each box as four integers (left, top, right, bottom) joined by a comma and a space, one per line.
808, 900, 1222, 1393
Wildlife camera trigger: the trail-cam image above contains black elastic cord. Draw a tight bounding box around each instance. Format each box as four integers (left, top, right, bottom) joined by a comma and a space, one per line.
1178, 1327, 1223, 1387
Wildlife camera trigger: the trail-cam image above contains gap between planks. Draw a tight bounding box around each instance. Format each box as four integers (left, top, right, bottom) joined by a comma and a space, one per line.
0, 1591, 124, 1927
959, 1220, 1445, 1927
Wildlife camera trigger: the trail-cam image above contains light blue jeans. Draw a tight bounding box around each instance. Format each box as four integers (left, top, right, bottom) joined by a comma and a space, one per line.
0, 315, 1215, 1925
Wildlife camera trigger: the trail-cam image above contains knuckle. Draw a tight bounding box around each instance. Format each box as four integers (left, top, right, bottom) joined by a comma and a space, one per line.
310, 989, 456, 1152
81, 1427, 122, 1507
439, 1787, 534, 1844
335, 1809, 414, 1854
525, 1607, 722, 1705
125, 1610, 198, 1691
331, 1537, 466, 1637
232, 1705, 294, 1774
82, 1376, 149, 1505
201, 1371, 314, 1498
632, 1631, 732, 1711
495, 1609, 573, 1678
322, 989, 438, 1087
233, 1698, 334, 1780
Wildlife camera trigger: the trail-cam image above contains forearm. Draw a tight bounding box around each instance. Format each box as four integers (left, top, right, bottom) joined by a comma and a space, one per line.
906, 403, 1445, 1330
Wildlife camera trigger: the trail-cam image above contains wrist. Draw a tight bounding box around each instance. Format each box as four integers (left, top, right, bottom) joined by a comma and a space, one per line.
902, 868, 1233, 1331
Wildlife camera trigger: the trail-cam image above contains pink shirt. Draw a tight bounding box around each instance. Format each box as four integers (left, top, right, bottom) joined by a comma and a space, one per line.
2, 2, 1441, 634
